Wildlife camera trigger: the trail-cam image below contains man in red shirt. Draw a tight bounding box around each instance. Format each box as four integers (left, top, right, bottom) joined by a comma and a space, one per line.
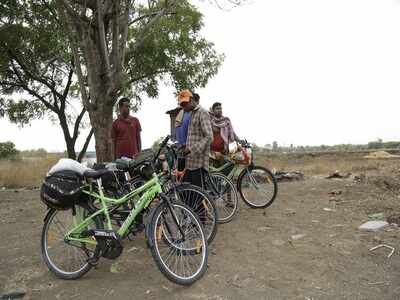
111, 98, 142, 160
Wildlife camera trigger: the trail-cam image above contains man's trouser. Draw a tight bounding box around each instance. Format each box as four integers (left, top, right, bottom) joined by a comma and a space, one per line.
183, 168, 206, 188
183, 168, 207, 223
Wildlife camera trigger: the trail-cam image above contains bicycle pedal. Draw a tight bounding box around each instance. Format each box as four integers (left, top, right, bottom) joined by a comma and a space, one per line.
87, 256, 100, 266
127, 232, 136, 241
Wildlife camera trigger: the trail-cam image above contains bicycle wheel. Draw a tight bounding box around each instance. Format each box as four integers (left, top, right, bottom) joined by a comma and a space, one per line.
41, 203, 103, 280
206, 173, 238, 224
237, 165, 278, 209
149, 202, 208, 286
168, 183, 218, 245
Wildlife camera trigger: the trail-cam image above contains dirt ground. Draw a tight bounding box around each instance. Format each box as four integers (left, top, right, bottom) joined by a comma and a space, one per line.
2, 160, 400, 300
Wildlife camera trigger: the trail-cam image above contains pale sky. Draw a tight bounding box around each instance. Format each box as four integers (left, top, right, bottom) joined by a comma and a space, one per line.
1, 0, 400, 152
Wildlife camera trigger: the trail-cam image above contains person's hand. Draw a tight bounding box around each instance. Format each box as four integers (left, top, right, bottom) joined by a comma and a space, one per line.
183, 148, 191, 156
215, 152, 224, 160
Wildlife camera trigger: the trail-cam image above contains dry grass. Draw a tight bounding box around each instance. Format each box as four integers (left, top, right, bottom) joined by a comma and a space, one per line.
1, 151, 399, 188
255, 152, 396, 175
0, 155, 61, 188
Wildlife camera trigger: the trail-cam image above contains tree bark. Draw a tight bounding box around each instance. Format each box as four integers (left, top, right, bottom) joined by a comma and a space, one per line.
88, 101, 114, 163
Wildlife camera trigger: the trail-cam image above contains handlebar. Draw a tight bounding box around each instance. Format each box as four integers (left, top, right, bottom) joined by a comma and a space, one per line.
153, 135, 171, 163
238, 139, 252, 148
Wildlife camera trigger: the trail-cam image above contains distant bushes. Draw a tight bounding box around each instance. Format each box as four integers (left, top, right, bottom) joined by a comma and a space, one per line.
0, 142, 49, 160
0, 142, 19, 159
258, 140, 400, 154
20, 148, 48, 158
367, 141, 400, 149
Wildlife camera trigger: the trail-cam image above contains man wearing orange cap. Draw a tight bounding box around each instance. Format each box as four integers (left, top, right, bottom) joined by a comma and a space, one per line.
175, 91, 200, 147
177, 90, 212, 187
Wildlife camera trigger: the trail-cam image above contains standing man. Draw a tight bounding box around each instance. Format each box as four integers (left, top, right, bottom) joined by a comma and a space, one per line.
175, 92, 200, 171
175, 92, 200, 147
111, 97, 142, 160
178, 90, 213, 187
210, 102, 240, 157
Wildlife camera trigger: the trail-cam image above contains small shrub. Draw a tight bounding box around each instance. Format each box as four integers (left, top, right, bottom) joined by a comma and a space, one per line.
0, 141, 19, 159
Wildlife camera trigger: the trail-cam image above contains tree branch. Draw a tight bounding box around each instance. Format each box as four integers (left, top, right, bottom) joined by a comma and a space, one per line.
7, 49, 65, 100
56, 0, 90, 25
63, 67, 74, 100
129, 11, 176, 26
72, 106, 87, 140
3, 66, 57, 113
111, 0, 120, 70
119, 5, 130, 67
127, 69, 169, 85
77, 127, 94, 162
70, 0, 97, 10
125, 1, 178, 59
56, 3, 91, 109
97, 0, 111, 74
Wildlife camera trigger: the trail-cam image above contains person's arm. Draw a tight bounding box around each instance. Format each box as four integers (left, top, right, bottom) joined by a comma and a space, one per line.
136, 118, 142, 152
188, 110, 213, 155
227, 118, 240, 142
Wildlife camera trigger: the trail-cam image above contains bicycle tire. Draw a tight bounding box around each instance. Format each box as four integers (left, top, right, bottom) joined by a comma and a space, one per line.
237, 165, 278, 209
168, 183, 218, 245
41, 202, 103, 280
148, 202, 208, 286
206, 172, 238, 224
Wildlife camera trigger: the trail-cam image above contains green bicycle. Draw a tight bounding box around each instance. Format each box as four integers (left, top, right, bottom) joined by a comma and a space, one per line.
209, 140, 278, 209
40, 163, 208, 285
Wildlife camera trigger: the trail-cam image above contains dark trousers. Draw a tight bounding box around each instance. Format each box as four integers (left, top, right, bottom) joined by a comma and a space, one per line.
183, 168, 206, 188
183, 168, 207, 223
177, 157, 186, 172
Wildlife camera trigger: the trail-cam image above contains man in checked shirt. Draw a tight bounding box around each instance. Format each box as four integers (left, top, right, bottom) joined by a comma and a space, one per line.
177, 90, 213, 187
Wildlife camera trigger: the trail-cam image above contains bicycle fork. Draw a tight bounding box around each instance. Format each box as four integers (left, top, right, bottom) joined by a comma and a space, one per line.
160, 194, 186, 241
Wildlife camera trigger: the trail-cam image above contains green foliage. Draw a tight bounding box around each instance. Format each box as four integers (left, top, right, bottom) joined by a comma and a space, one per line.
259, 140, 400, 154
0, 141, 19, 159
0, 1, 223, 118
0, 1, 74, 125
367, 141, 383, 149
367, 141, 400, 149
124, 1, 224, 103
6, 100, 46, 125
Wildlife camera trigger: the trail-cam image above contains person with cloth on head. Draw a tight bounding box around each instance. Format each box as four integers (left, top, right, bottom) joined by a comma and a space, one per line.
210, 102, 241, 159
178, 90, 213, 188
111, 97, 142, 160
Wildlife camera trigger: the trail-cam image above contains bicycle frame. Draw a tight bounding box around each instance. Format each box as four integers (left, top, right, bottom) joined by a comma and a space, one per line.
209, 160, 243, 182
64, 175, 162, 246
209, 143, 255, 182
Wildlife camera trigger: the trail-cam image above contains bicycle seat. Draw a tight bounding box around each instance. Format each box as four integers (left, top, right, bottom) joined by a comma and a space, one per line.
115, 158, 136, 171
83, 169, 113, 179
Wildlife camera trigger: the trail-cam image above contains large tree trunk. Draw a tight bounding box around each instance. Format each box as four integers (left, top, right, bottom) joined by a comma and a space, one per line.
88, 101, 114, 163
57, 1, 125, 162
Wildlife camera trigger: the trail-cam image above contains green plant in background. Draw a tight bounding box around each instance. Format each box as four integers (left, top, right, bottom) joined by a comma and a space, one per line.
0, 141, 18, 159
